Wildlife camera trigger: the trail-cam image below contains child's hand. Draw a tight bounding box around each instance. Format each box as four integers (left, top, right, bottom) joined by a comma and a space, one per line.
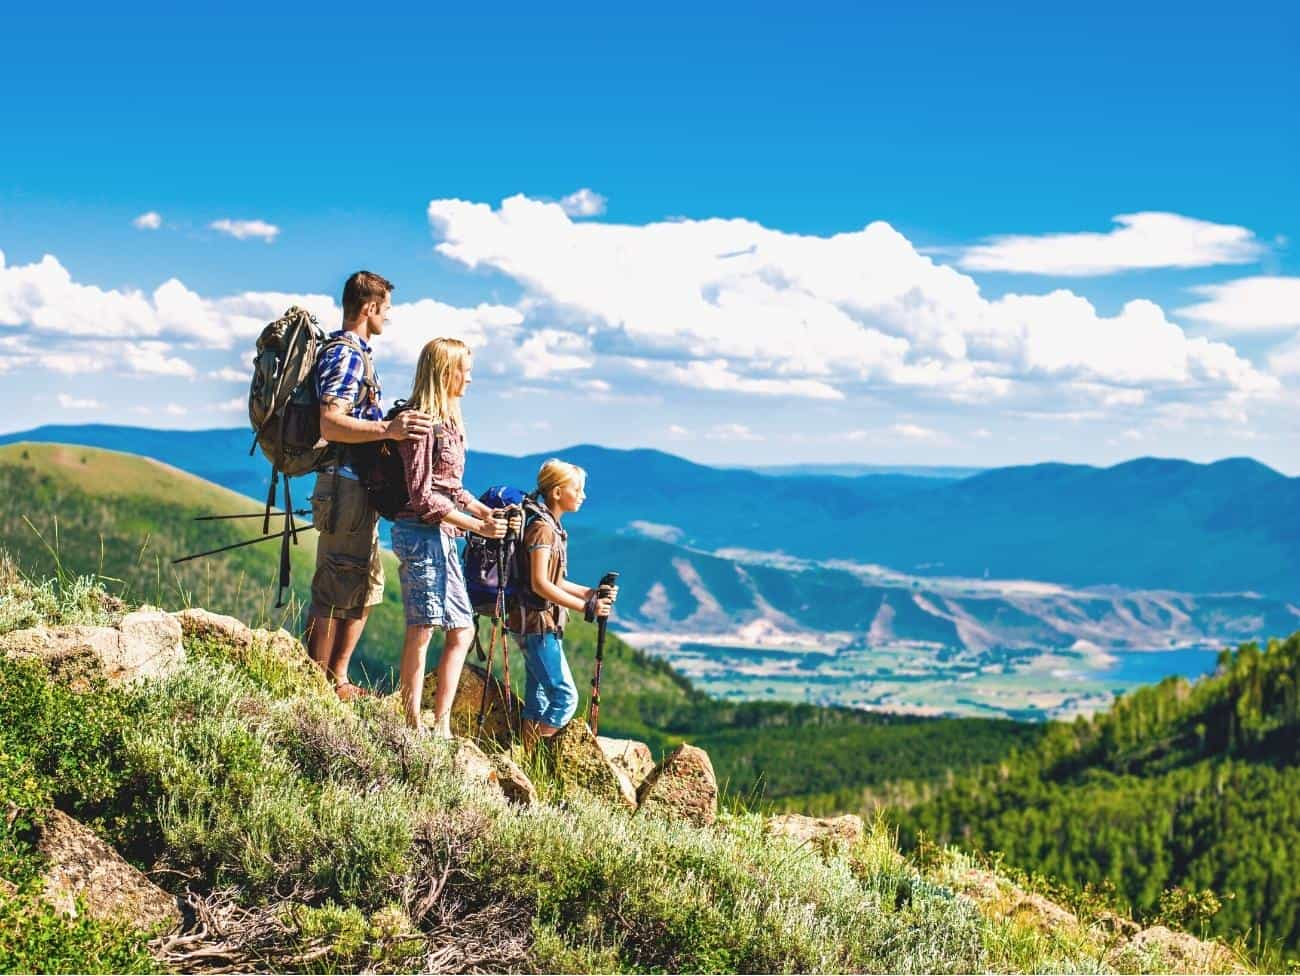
595, 595, 615, 618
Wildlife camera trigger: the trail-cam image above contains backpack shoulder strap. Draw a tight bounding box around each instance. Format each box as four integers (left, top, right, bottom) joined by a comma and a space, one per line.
321, 333, 378, 408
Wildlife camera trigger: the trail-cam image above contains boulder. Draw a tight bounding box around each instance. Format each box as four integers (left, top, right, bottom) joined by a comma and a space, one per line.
549, 721, 637, 811
491, 753, 538, 806
637, 744, 718, 827
2, 607, 183, 686
37, 809, 180, 932
597, 736, 656, 790
422, 662, 521, 744
766, 813, 864, 854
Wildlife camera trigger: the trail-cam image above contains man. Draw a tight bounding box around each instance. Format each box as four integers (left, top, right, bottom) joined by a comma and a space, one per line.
305, 270, 432, 699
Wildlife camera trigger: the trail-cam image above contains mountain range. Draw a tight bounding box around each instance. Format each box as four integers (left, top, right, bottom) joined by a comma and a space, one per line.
4, 424, 1298, 602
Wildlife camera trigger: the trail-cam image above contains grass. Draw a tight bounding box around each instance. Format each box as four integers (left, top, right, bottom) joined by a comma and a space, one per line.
0, 563, 1247, 973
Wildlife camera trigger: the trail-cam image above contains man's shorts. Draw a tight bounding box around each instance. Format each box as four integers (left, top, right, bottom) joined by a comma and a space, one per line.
309, 472, 384, 620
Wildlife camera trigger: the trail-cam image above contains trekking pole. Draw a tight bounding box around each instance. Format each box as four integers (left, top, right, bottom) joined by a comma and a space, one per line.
588, 571, 619, 737
193, 510, 311, 521
498, 510, 517, 736
171, 524, 317, 565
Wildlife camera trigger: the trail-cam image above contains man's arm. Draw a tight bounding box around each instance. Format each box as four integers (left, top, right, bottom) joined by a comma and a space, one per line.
319, 400, 432, 444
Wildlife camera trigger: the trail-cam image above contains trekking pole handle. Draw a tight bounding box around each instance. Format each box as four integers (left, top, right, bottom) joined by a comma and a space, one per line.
596, 572, 619, 619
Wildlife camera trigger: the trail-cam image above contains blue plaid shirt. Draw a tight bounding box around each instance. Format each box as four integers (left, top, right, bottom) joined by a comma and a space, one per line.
316, 331, 383, 421
316, 331, 382, 478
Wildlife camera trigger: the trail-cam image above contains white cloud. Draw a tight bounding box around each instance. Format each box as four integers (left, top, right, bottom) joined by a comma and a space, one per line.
957, 212, 1265, 276
56, 394, 100, 409
1176, 276, 1300, 332
132, 211, 162, 230
425, 197, 1275, 413
706, 422, 761, 441
1267, 336, 1300, 377
209, 367, 247, 382
210, 218, 280, 242
559, 188, 607, 218
216, 396, 245, 413
892, 422, 940, 441
666, 424, 690, 439
514, 328, 594, 378
0, 251, 517, 361
163, 403, 187, 416
120, 341, 196, 377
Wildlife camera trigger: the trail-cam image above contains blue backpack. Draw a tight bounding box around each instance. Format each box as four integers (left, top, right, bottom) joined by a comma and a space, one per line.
463, 485, 529, 616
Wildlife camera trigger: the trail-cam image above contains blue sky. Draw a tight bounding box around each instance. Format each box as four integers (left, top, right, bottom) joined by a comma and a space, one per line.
2, 1, 1297, 469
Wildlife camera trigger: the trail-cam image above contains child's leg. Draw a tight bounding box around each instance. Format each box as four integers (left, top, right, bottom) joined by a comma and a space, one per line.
526, 631, 578, 733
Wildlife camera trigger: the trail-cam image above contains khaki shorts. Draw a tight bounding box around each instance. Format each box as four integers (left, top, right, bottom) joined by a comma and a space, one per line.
309, 472, 384, 620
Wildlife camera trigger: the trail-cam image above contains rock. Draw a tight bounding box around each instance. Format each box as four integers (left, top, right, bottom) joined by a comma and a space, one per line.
173, 607, 251, 646
450, 739, 501, 791
637, 744, 718, 827
36, 809, 180, 932
952, 867, 1078, 932
2, 608, 183, 686
549, 721, 637, 811
1123, 925, 1243, 973
1090, 910, 1141, 939
422, 662, 521, 743
766, 813, 864, 854
1009, 890, 1078, 931
491, 753, 538, 806
597, 736, 656, 790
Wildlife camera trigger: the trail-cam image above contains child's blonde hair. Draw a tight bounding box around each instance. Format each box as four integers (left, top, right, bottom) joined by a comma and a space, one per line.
535, 458, 586, 502
407, 338, 469, 434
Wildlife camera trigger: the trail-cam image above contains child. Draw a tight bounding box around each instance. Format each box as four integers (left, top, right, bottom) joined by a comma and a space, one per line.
392, 337, 509, 736
510, 459, 618, 743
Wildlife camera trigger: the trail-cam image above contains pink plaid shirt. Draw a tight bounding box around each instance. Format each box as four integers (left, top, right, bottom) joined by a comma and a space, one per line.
396, 421, 475, 535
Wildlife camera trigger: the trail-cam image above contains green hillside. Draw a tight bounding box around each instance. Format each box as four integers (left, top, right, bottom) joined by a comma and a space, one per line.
0, 442, 1036, 803
896, 634, 1300, 960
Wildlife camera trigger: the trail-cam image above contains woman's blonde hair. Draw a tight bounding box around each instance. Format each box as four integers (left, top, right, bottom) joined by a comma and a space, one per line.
535, 458, 586, 502
407, 338, 470, 433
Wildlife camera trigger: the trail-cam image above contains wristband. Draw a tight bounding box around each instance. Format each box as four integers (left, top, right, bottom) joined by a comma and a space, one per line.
584, 592, 598, 623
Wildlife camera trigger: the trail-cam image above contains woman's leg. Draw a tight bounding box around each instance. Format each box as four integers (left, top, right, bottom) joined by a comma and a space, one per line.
430, 625, 474, 738
399, 625, 435, 729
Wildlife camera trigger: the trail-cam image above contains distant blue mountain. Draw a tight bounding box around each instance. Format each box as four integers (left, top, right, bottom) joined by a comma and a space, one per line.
743, 463, 983, 479
3, 425, 1298, 599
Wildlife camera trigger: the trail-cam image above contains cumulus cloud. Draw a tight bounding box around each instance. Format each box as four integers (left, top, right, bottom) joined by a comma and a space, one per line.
0, 250, 518, 361
957, 212, 1265, 276
209, 367, 247, 382
1176, 276, 1300, 332
425, 196, 1275, 412
705, 422, 761, 441
132, 211, 162, 230
559, 188, 607, 217
57, 394, 100, 409
892, 422, 941, 441
210, 218, 280, 242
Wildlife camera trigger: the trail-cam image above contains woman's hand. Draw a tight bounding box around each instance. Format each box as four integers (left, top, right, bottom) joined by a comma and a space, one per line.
475, 512, 507, 539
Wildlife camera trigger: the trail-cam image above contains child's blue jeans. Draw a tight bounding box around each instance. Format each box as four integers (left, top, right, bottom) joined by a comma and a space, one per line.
515, 631, 578, 728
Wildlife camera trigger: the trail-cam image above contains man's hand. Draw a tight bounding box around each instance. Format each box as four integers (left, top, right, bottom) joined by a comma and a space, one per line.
385, 410, 433, 441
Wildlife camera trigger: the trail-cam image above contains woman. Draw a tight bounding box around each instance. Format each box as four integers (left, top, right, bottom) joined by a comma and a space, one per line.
510, 458, 617, 744
392, 337, 508, 736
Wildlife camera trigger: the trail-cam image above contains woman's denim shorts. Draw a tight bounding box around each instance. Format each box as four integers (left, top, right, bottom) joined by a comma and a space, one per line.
390, 520, 474, 629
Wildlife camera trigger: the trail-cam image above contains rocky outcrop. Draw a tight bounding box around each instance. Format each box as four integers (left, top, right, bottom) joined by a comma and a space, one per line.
549, 721, 637, 811
450, 739, 501, 791
422, 662, 521, 743
637, 744, 717, 827
1123, 925, 1245, 973
766, 813, 864, 854
37, 808, 180, 932
2, 608, 183, 685
598, 736, 655, 790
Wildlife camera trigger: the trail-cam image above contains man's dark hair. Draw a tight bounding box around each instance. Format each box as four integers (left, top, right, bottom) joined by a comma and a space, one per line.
342, 271, 395, 321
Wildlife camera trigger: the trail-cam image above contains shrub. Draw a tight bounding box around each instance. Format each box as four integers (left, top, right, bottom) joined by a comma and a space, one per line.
0, 884, 160, 975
